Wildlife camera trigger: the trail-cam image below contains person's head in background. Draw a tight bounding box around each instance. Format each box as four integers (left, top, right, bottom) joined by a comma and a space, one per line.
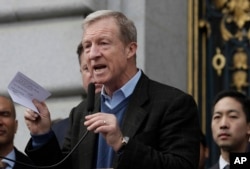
211, 90, 250, 161
199, 130, 209, 169
0, 95, 18, 156
77, 42, 102, 93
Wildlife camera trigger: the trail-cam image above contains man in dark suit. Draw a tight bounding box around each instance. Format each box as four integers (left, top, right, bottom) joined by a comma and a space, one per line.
209, 90, 250, 169
51, 118, 69, 148
51, 42, 102, 148
0, 95, 35, 169
23, 10, 200, 169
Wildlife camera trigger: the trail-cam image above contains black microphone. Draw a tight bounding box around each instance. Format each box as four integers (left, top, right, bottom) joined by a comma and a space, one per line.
87, 83, 95, 113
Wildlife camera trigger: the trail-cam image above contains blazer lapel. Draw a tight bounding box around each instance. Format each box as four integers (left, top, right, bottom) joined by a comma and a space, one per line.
78, 94, 101, 169
121, 73, 149, 137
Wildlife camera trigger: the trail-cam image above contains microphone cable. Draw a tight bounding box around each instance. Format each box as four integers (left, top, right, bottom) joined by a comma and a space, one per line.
0, 129, 89, 168
0, 83, 96, 168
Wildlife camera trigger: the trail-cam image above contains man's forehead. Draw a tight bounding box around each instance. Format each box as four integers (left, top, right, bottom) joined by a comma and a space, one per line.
83, 19, 118, 35
0, 104, 12, 112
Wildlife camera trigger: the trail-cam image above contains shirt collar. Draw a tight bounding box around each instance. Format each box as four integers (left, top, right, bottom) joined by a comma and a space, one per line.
101, 70, 141, 109
219, 155, 229, 169
120, 69, 142, 98
2, 148, 15, 168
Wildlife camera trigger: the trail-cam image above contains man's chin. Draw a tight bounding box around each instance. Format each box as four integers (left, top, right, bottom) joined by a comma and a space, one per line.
220, 144, 233, 151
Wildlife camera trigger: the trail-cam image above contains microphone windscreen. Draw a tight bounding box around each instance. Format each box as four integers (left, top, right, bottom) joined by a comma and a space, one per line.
87, 83, 95, 112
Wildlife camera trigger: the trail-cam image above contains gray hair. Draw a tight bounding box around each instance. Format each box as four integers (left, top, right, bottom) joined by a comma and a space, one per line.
83, 10, 137, 45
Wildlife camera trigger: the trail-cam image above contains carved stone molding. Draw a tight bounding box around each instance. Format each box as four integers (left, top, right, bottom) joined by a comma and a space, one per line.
0, 1, 93, 23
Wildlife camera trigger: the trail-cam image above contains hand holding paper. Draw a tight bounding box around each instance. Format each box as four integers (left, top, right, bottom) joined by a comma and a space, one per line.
7, 72, 51, 113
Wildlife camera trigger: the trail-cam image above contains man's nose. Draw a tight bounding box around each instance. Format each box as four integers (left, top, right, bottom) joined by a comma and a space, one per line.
89, 44, 100, 59
220, 116, 229, 129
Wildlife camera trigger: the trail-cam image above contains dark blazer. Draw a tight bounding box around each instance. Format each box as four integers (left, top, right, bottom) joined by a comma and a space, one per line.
52, 118, 69, 148
25, 73, 200, 169
13, 147, 35, 169
208, 162, 219, 169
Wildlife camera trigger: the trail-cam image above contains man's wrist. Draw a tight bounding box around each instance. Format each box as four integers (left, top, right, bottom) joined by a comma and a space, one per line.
117, 136, 129, 154
31, 129, 54, 148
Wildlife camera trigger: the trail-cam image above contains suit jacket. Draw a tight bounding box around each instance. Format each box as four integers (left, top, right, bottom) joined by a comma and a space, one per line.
25, 72, 200, 169
13, 147, 35, 169
208, 162, 219, 169
52, 118, 69, 148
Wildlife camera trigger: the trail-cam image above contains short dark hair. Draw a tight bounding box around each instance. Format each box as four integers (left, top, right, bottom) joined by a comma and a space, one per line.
212, 90, 250, 122
76, 42, 83, 64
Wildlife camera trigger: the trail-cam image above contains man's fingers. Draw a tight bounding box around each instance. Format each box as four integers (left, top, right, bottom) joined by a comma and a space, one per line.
24, 109, 39, 121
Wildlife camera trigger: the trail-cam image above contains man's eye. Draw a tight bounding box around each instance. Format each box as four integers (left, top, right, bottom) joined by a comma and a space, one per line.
84, 44, 91, 49
82, 66, 89, 71
100, 41, 109, 46
213, 115, 220, 119
0, 111, 10, 117
84, 69, 89, 72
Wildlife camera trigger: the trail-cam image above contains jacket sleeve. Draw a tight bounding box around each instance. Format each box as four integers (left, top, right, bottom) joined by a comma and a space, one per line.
25, 132, 70, 169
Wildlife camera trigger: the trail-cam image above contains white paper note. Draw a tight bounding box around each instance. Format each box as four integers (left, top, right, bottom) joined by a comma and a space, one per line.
7, 72, 51, 113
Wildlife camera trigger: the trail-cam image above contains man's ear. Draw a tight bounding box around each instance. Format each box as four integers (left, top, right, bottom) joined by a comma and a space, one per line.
126, 42, 137, 59
246, 122, 250, 141
205, 147, 209, 159
15, 120, 18, 133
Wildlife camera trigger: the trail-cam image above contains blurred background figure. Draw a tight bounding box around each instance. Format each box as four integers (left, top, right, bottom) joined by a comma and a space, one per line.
0, 95, 35, 169
208, 90, 250, 169
52, 42, 102, 147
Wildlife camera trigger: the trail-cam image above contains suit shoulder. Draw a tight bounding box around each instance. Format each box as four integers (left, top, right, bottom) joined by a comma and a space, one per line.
135, 74, 195, 104
14, 148, 35, 168
140, 73, 187, 94
148, 78, 192, 99
208, 162, 219, 169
